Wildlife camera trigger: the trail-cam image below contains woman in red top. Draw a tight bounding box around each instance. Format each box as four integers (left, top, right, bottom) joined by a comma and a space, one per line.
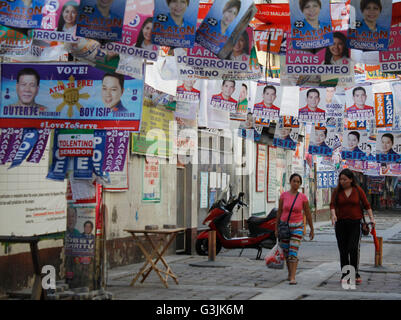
275, 173, 314, 285
330, 169, 375, 285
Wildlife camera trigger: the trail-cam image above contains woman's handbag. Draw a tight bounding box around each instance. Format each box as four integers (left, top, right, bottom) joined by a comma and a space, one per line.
356, 188, 370, 236
278, 192, 299, 240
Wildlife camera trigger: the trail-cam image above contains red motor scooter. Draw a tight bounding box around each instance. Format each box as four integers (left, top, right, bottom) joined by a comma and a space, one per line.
195, 192, 277, 259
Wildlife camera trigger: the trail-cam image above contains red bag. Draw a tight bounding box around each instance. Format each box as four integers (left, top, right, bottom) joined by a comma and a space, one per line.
265, 243, 285, 269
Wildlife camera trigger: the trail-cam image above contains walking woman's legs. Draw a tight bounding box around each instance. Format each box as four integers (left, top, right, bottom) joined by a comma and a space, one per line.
287, 223, 304, 284
335, 219, 351, 278
348, 219, 362, 279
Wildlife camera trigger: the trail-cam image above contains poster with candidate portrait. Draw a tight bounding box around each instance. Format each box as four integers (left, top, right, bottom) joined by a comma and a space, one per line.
76, 0, 127, 42
348, 0, 392, 51
252, 81, 281, 121
308, 125, 337, 156
0, 63, 144, 131
298, 87, 326, 123
32, 0, 80, 43
345, 85, 375, 122
273, 117, 299, 151
151, 0, 199, 48
289, 0, 333, 50
176, 79, 201, 103
0, 0, 45, 29
325, 87, 345, 133
376, 130, 401, 163
379, 27, 401, 73
341, 129, 368, 160
99, 0, 159, 61
208, 79, 244, 114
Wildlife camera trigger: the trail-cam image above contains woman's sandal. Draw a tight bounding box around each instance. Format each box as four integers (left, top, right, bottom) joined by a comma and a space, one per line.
289, 280, 297, 285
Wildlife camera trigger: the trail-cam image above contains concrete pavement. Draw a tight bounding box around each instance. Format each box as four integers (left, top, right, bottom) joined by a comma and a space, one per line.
105, 211, 401, 300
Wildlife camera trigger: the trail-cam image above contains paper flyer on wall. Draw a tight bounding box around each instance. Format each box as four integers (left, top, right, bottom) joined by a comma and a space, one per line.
252, 81, 281, 121
195, 0, 257, 60
99, 0, 159, 61
379, 27, 401, 73
376, 130, 401, 163
289, 0, 333, 50
308, 125, 336, 156
345, 85, 375, 122
374, 92, 394, 128
273, 117, 299, 151
341, 129, 368, 160
0, 63, 144, 130
0, 0, 45, 29
76, 0, 127, 42
348, 0, 392, 51
298, 88, 326, 123
151, 0, 199, 48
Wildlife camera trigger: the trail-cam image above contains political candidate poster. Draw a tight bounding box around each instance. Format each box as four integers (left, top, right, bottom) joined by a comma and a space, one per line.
252, 81, 281, 121
317, 171, 338, 189
32, 0, 80, 43
195, 0, 257, 59
325, 87, 345, 133
208, 79, 244, 114
273, 117, 299, 151
376, 130, 401, 163
230, 81, 249, 122
308, 125, 336, 156
0, 0, 45, 29
379, 27, 401, 73
298, 87, 326, 123
341, 129, 368, 160
345, 85, 375, 122
175, 79, 201, 103
76, 0, 127, 42
0, 63, 144, 131
380, 163, 401, 176
348, 0, 392, 51
151, 0, 199, 48
289, 0, 333, 50
99, 0, 159, 61
374, 92, 394, 128
365, 140, 377, 162
0, 26, 33, 56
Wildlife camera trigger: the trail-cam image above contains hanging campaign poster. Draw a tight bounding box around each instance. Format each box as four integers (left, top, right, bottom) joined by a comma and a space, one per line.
289, 0, 333, 50
0, 0, 45, 29
76, 0, 127, 42
374, 92, 394, 128
364, 160, 381, 176
176, 79, 201, 103
195, 0, 257, 59
151, 0, 199, 48
317, 171, 338, 189
345, 85, 375, 122
0, 63, 144, 130
298, 88, 326, 122
376, 130, 401, 163
208, 79, 244, 113
380, 27, 401, 73
187, 27, 253, 73
341, 129, 368, 160
0, 26, 33, 56
380, 163, 401, 176
32, 0, 80, 43
331, 0, 350, 31
252, 81, 281, 121
346, 159, 367, 173
348, 0, 392, 51
308, 125, 337, 156
254, 27, 284, 54
285, 31, 351, 77
273, 117, 299, 151
99, 0, 158, 61
325, 87, 345, 133
142, 157, 161, 202
230, 81, 249, 122
365, 140, 377, 162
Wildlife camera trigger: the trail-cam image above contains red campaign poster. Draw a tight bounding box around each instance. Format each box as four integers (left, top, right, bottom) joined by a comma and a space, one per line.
254, 4, 291, 29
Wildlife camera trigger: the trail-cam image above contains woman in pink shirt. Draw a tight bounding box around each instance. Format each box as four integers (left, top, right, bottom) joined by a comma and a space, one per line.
275, 173, 314, 285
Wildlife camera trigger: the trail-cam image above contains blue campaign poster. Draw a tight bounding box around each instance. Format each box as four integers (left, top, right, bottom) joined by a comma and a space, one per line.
0, 0, 45, 28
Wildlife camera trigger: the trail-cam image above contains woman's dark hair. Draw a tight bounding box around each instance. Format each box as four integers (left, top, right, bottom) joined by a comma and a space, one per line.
299, 0, 321, 12
360, 0, 382, 12
290, 173, 302, 185
56, 1, 79, 32
237, 30, 250, 55
223, 0, 241, 14
349, 131, 360, 142
381, 133, 394, 145
337, 168, 357, 190
135, 17, 153, 48
324, 32, 349, 64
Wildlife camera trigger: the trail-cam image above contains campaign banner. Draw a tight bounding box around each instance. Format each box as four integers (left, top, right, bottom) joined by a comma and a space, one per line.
345, 85, 375, 122
73, 157, 93, 179
0, 26, 33, 56
285, 32, 351, 76
273, 117, 299, 151
102, 130, 129, 172
317, 171, 338, 189
376, 130, 401, 163
32, 0, 80, 43
298, 88, 326, 123
9, 128, 39, 169
47, 129, 70, 181
341, 129, 368, 160
76, 0, 127, 41
308, 125, 336, 156
58, 129, 94, 157
348, 0, 392, 51
380, 163, 401, 176
0, 63, 144, 131
27, 128, 51, 163
345, 159, 367, 173
254, 27, 284, 54
0, 0, 45, 29
151, 0, 199, 48
0, 128, 22, 165
252, 81, 281, 121
195, 0, 257, 59
379, 27, 401, 73
364, 161, 381, 176
187, 27, 252, 72
289, 0, 333, 50
375, 92, 393, 128
100, 0, 159, 61
92, 129, 107, 177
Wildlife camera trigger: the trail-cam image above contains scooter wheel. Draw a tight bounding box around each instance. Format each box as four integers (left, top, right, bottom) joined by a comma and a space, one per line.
195, 238, 222, 256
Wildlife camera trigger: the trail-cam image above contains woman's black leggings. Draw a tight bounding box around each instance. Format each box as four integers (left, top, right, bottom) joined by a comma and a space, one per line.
335, 219, 362, 278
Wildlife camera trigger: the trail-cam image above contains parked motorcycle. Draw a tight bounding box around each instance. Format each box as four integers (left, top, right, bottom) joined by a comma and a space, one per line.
195, 192, 277, 259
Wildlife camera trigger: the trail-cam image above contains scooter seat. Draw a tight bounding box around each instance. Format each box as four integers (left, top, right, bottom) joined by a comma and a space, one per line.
247, 216, 269, 225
